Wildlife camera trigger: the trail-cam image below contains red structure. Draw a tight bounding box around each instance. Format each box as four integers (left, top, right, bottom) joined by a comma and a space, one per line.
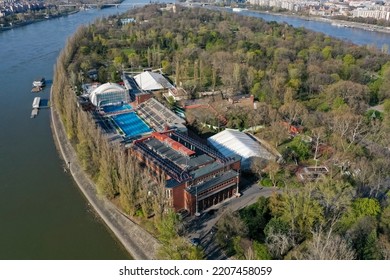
151, 132, 195, 157
132, 130, 241, 215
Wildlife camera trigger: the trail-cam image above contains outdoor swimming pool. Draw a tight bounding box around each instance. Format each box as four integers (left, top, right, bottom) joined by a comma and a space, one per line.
111, 112, 151, 138
102, 103, 132, 114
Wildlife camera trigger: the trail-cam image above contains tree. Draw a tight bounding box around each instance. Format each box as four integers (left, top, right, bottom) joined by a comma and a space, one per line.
339, 198, 381, 231
240, 197, 271, 241
314, 178, 354, 223
151, 172, 169, 221
156, 209, 180, 244
378, 64, 390, 101
264, 160, 280, 188
379, 206, 390, 239
327, 109, 366, 153
264, 217, 295, 259
285, 136, 311, 164
253, 241, 271, 260
117, 151, 142, 216
279, 100, 308, 126
96, 142, 118, 198
346, 216, 381, 259
250, 157, 268, 180
216, 210, 248, 255
267, 122, 289, 148
367, 157, 390, 198
352, 198, 381, 217
325, 80, 369, 114
269, 184, 324, 240
300, 229, 355, 260
384, 99, 390, 114
312, 126, 326, 165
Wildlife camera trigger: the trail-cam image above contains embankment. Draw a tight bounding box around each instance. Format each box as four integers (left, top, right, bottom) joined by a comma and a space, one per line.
50, 87, 160, 260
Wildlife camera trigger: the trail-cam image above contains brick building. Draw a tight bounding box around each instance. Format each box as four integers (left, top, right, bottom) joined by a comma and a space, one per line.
132, 130, 241, 215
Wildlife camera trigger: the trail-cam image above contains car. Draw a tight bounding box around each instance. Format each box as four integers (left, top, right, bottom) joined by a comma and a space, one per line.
189, 237, 201, 246
210, 226, 218, 235
178, 209, 190, 219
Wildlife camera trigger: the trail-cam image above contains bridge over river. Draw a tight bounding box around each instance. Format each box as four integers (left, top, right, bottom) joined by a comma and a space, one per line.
58, 2, 149, 8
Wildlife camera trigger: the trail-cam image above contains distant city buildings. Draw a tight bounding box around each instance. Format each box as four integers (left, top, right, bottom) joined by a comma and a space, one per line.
0, 0, 46, 17
247, 0, 319, 12
352, 3, 390, 21
247, 0, 390, 21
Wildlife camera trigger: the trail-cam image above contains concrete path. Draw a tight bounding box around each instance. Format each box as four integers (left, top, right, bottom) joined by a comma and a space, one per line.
50, 90, 160, 260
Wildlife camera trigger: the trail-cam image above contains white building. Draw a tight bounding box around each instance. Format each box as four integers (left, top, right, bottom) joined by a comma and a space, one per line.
353, 6, 390, 20
89, 82, 129, 107
134, 71, 174, 91
207, 129, 275, 171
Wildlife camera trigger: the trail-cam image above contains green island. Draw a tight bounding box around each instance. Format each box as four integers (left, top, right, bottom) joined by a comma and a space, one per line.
52, 3, 390, 260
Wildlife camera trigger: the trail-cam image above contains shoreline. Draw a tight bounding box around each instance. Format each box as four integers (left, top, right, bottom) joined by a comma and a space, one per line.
49, 86, 160, 260
244, 7, 390, 34
0, 10, 79, 33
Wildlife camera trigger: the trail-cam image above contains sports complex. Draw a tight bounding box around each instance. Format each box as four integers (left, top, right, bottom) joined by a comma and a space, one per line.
80, 75, 274, 216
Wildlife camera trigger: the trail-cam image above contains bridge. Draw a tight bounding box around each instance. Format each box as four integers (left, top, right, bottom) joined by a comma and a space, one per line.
58, 3, 148, 8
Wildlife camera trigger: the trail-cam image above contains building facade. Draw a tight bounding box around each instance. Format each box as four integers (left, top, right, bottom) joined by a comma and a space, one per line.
131, 130, 241, 215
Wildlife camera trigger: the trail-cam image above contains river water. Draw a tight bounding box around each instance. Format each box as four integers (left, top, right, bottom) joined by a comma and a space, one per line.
0, 0, 150, 260
237, 9, 390, 50
0, 2, 390, 260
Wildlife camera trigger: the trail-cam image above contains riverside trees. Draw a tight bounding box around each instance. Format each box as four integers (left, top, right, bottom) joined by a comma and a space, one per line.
52, 4, 390, 259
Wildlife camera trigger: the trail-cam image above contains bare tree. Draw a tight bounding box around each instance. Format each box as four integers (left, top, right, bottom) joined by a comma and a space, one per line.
327, 110, 366, 153
151, 172, 169, 221
301, 229, 355, 260
311, 126, 326, 166
279, 100, 308, 126
265, 227, 295, 259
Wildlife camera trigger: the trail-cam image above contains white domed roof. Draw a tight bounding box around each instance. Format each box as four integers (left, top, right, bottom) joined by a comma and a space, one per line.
89, 82, 127, 106
90, 82, 124, 95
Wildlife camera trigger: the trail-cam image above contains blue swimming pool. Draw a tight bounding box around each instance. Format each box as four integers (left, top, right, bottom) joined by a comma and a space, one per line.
111, 112, 151, 138
102, 103, 132, 114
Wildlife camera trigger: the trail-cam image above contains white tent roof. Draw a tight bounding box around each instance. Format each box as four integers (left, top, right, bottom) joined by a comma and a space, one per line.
208, 129, 274, 167
134, 71, 173, 91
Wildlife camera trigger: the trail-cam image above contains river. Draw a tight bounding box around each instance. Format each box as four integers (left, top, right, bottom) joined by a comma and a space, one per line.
231, 8, 390, 50
1, 2, 390, 260
0, 0, 155, 260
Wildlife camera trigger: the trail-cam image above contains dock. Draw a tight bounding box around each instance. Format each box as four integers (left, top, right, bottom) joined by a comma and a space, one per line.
31, 86, 43, 93
31, 108, 39, 118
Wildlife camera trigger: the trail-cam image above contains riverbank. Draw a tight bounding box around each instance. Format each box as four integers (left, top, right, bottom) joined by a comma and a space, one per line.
50, 86, 160, 260
0, 10, 79, 33
244, 7, 390, 35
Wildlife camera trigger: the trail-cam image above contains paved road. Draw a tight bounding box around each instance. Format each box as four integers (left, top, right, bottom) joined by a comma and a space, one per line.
185, 176, 279, 259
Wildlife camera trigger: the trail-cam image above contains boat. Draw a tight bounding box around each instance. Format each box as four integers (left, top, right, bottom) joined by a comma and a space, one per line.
232, 7, 248, 12
32, 77, 45, 87
32, 97, 41, 109
31, 108, 39, 118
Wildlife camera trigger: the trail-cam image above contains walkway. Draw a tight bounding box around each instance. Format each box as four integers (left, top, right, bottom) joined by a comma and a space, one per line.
50, 87, 160, 260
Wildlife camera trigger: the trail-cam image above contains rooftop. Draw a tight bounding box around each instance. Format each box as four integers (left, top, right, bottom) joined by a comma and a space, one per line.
137, 98, 186, 132
90, 82, 126, 95
142, 134, 217, 174
134, 71, 174, 91
186, 170, 238, 196
208, 129, 274, 162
